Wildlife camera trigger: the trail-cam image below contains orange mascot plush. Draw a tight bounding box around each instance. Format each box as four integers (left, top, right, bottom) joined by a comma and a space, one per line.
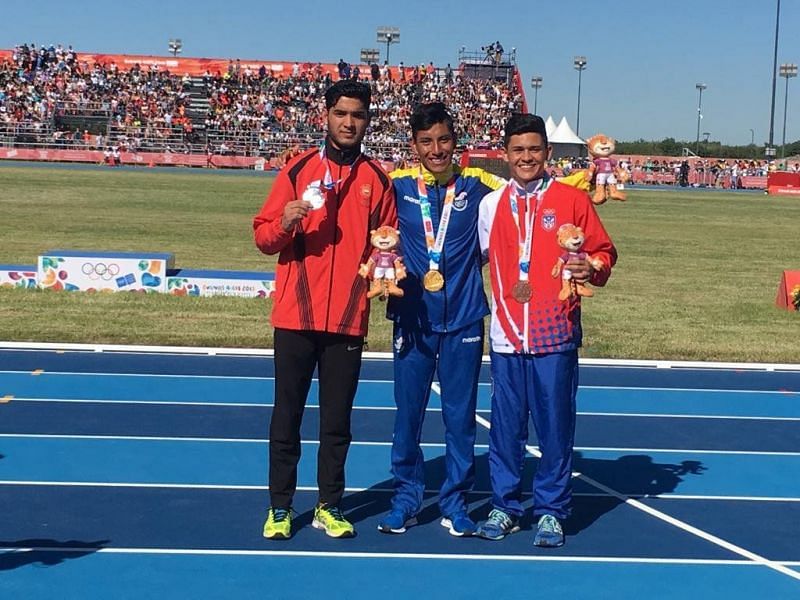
586, 134, 628, 205
358, 225, 407, 300
551, 223, 605, 301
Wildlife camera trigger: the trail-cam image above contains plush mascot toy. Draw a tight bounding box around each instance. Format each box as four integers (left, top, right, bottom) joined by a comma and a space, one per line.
551, 223, 605, 301
359, 225, 407, 300
586, 134, 628, 205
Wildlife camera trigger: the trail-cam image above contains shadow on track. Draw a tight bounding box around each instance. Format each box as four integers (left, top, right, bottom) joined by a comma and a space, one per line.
341, 452, 706, 534
0, 538, 109, 571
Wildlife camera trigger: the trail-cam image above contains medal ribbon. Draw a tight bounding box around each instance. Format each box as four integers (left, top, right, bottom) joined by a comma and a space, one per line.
318, 142, 361, 191
507, 176, 551, 281
417, 169, 457, 271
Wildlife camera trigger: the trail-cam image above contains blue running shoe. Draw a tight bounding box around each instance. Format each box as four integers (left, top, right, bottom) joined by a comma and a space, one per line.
533, 514, 564, 547
377, 509, 417, 534
478, 508, 520, 541
440, 511, 477, 537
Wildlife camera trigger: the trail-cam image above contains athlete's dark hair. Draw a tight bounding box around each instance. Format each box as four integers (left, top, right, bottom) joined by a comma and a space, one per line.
324, 80, 371, 110
410, 102, 456, 139
503, 113, 548, 148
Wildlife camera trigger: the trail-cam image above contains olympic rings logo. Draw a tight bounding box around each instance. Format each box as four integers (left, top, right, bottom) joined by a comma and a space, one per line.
81, 262, 121, 281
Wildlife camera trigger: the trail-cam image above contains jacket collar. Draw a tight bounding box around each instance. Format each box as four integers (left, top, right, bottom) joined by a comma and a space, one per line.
325, 136, 361, 166
510, 174, 550, 194
418, 163, 460, 186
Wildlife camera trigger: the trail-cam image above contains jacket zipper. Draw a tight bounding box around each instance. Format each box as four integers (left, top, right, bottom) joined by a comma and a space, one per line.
436, 180, 448, 333
325, 162, 341, 331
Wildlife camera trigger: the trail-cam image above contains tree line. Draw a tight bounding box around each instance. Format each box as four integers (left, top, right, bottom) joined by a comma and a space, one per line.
615, 137, 800, 159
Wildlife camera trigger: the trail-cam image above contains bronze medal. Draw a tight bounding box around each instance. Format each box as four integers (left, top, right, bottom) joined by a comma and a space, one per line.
511, 280, 532, 303
423, 270, 444, 292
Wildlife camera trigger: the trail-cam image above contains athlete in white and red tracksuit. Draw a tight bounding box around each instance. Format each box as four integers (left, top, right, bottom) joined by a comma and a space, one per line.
477, 114, 616, 547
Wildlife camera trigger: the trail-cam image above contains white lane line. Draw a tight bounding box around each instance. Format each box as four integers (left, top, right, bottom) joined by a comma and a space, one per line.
0, 433, 452, 448
3, 432, 799, 457
2, 370, 798, 396
2, 545, 791, 566
439, 380, 800, 583
571, 446, 800, 457
0, 370, 392, 384
578, 385, 800, 396
4, 481, 800, 505
7, 397, 800, 422
2, 340, 799, 372
625, 493, 800, 503
577, 411, 800, 422
4, 398, 402, 411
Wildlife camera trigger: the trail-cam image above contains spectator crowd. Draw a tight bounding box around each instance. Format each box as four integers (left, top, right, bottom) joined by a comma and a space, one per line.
1, 43, 523, 163
3, 43, 792, 180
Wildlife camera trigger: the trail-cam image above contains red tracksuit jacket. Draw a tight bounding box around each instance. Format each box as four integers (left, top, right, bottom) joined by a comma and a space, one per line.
253, 146, 396, 337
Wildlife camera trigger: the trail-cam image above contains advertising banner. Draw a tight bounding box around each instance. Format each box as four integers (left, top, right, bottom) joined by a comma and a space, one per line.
38, 250, 174, 292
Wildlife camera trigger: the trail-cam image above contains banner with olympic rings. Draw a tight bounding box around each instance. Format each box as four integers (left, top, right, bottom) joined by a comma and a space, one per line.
38, 251, 173, 293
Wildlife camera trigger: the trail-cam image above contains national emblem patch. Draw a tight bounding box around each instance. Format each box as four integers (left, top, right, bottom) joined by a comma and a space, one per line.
542, 209, 556, 231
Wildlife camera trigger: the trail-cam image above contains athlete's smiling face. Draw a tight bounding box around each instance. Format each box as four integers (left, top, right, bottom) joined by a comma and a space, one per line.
411, 122, 456, 175
504, 132, 552, 185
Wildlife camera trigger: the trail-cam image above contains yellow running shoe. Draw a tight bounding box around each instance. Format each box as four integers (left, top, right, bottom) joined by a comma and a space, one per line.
262, 507, 292, 540
312, 504, 355, 538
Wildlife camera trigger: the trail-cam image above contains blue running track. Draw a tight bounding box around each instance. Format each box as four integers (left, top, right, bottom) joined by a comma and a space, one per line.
0, 346, 799, 599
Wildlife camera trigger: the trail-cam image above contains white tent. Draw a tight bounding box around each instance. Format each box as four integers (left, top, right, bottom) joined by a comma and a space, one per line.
548, 116, 585, 158
551, 117, 584, 144
544, 116, 557, 140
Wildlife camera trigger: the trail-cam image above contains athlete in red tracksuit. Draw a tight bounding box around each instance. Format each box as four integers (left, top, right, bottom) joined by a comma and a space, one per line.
254, 81, 396, 539
477, 114, 616, 547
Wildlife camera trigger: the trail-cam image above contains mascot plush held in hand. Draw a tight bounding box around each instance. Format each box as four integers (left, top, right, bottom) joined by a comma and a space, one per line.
551, 223, 605, 301
359, 225, 407, 300
586, 134, 628, 205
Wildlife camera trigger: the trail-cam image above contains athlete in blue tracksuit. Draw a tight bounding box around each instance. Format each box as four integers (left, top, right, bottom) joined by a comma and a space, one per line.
377, 102, 504, 537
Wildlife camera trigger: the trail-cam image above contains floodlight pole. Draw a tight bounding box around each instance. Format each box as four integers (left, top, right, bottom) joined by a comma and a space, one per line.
780, 63, 798, 159
168, 38, 182, 58
530, 76, 542, 114
767, 0, 781, 156
695, 83, 706, 155
573, 56, 587, 137
376, 27, 400, 65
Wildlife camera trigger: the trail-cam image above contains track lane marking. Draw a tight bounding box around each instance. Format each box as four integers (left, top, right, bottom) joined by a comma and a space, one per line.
438, 381, 800, 583
1, 545, 789, 565
2, 481, 800, 503
6, 397, 800, 421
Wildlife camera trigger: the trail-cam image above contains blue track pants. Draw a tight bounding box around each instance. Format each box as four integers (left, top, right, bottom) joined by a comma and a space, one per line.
488, 349, 578, 520
389, 320, 484, 517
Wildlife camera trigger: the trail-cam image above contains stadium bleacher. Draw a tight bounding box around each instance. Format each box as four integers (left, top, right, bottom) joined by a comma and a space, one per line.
1, 43, 795, 185
0, 43, 523, 169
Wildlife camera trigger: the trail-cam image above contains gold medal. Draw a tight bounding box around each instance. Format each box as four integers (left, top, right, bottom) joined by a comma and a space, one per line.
423, 270, 444, 292
511, 280, 532, 303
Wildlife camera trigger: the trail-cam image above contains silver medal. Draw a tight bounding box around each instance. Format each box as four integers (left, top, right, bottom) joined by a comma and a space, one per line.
302, 182, 326, 210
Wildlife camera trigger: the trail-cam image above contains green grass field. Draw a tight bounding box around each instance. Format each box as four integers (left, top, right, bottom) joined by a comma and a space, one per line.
0, 164, 798, 362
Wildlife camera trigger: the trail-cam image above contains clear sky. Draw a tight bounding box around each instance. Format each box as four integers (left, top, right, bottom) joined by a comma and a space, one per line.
2, 0, 799, 146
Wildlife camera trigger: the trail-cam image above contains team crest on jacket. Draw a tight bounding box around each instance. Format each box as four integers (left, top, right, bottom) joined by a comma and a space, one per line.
452, 192, 468, 211
542, 209, 556, 231
360, 183, 372, 198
